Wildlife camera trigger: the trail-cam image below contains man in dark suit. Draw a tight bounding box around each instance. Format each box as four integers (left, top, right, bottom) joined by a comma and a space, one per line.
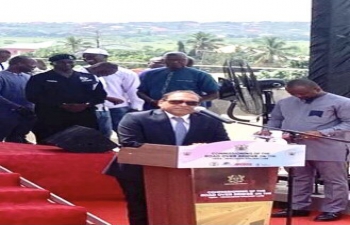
104, 90, 230, 225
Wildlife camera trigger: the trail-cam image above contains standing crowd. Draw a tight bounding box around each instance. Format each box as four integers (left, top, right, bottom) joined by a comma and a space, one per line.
0, 49, 219, 144
1, 47, 350, 224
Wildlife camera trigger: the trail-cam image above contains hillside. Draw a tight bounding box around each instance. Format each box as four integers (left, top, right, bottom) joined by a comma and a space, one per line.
0, 21, 310, 41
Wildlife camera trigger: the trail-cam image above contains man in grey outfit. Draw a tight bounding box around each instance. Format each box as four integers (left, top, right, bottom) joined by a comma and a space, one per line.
259, 79, 350, 222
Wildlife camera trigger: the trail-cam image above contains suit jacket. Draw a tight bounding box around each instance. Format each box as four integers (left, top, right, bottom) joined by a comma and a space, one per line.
104, 109, 230, 180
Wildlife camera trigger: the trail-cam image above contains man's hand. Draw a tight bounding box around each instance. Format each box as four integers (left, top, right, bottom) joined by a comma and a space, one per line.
281, 131, 322, 143
61, 103, 89, 113
106, 97, 124, 105
300, 131, 323, 139
254, 129, 272, 136
253, 129, 273, 141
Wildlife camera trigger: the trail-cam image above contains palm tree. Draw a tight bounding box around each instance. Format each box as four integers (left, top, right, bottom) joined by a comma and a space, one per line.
62, 36, 92, 53
251, 36, 299, 66
186, 32, 224, 60
177, 41, 186, 53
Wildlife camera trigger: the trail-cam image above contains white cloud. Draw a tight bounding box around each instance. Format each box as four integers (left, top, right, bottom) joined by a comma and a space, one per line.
0, 0, 311, 23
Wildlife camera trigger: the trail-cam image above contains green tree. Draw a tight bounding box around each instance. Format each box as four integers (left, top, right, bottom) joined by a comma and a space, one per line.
289, 57, 309, 69
177, 41, 186, 53
27, 46, 67, 58
186, 32, 224, 60
257, 69, 308, 81
251, 37, 299, 67
62, 36, 92, 53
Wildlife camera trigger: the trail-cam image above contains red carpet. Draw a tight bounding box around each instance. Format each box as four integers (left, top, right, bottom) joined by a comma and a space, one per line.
0, 142, 126, 224
74, 200, 128, 225
0, 143, 123, 201
0, 172, 87, 225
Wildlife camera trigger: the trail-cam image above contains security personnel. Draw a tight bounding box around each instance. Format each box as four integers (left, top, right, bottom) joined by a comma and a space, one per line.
25, 54, 107, 143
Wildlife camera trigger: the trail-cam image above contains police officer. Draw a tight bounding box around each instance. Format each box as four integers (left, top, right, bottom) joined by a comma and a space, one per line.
25, 54, 107, 143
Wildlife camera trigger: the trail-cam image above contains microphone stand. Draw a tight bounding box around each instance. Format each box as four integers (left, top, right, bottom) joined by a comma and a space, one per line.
213, 115, 350, 143
284, 133, 299, 225
196, 110, 350, 225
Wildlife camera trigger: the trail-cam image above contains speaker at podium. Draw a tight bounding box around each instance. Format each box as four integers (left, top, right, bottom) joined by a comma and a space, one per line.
43, 125, 119, 153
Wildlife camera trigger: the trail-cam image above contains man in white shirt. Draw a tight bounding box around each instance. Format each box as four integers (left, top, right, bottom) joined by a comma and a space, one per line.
84, 62, 120, 137
79, 48, 144, 137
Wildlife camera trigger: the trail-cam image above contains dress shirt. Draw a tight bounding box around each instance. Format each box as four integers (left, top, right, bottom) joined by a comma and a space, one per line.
0, 62, 8, 71
75, 66, 144, 110
102, 67, 144, 110
164, 111, 190, 131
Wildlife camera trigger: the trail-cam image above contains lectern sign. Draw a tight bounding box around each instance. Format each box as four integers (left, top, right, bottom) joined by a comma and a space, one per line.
177, 140, 305, 168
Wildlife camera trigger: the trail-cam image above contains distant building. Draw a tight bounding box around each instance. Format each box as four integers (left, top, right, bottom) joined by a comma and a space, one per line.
0, 41, 56, 55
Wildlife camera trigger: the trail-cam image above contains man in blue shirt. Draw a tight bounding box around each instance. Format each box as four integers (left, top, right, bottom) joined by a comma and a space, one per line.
138, 52, 219, 110
0, 55, 37, 143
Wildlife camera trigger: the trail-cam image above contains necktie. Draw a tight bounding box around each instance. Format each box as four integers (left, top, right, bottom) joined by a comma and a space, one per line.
161, 72, 174, 94
173, 117, 187, 145
0, 63, 4, 70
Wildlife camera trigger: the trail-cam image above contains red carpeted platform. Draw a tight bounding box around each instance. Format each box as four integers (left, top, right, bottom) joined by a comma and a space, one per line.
0, 143, 122, 201
0, 142, 127, 224
0, 172, 87, 225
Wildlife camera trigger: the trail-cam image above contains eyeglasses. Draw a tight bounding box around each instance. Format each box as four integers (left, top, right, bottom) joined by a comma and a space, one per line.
166, 100, 199, 106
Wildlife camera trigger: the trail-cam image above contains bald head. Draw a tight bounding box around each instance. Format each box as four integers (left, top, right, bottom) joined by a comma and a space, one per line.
0, 49, 11, 63
148, 56, 164, 69
286, 79, 320, 89
8, 55, 36, 73
163, 52, 188, 70
286, 79, 324, 100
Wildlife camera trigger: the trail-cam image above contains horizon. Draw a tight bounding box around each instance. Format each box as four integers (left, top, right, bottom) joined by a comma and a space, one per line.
1, 0, 311, 23
0, 20, 311, 24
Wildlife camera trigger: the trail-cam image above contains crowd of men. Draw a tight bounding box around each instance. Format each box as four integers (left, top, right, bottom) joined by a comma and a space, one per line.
1, 48, 350, 224
0, 49, 219, 144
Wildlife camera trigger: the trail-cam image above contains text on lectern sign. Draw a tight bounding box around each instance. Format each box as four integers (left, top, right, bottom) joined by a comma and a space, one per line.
177, 140, 305, 168
193, 167, 277, 203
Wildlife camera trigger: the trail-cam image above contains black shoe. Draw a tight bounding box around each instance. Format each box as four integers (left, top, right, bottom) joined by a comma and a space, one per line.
272, 209, 310, 218
314, 212, 342, 221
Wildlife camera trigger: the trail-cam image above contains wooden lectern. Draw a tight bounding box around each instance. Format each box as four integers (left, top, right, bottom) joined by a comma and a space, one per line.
118, 141, 305, 225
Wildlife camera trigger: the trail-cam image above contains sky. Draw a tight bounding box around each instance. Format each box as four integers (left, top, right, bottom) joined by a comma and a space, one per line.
1, 0, 311, 23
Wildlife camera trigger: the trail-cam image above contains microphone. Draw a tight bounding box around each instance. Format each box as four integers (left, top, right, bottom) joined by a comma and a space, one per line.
193, 106, 235, 124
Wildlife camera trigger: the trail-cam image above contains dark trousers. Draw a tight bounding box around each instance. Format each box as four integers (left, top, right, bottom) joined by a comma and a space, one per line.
115, 176, 148, 225
0, 112, 36, 143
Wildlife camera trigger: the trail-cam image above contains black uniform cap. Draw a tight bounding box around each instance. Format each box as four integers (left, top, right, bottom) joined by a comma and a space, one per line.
49, 54, 76, 62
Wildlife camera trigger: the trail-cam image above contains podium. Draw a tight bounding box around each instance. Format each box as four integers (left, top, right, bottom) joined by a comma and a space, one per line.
118, 140, 305, 225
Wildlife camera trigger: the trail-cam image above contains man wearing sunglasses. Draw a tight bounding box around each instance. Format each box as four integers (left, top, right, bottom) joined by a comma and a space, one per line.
104, 90, 230, 225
